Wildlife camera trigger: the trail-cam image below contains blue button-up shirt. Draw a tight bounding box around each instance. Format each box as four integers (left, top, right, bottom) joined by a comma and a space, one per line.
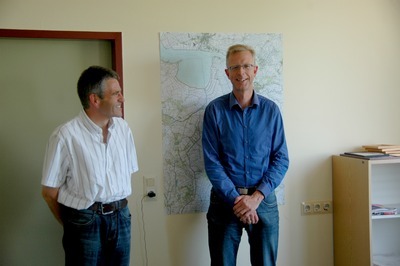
202, 92, 289, 205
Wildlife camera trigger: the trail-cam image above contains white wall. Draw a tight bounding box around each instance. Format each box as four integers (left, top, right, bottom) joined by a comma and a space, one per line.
1, 0, 400, 265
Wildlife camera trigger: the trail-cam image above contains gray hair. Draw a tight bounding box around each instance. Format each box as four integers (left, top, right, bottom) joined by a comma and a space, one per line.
226, 44, 256, 67
77, 66, 119, 109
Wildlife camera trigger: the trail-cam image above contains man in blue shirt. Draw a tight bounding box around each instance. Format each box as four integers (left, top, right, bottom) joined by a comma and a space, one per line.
202, 44, 289, 266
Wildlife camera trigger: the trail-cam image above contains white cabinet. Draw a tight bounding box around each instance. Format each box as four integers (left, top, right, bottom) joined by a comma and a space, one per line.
332, 155, 400, 266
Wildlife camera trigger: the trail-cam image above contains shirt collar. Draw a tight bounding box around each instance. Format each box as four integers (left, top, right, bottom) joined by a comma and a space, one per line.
229, 91, 259, 109
79, 110, 115, 134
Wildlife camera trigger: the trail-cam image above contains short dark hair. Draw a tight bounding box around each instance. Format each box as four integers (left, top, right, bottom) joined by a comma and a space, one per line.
77, 66, 119, 109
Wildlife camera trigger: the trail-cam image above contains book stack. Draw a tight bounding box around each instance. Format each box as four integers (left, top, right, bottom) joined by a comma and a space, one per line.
372, 204, 398, 216
341, 151, 392, 160
362, 144, 400, 157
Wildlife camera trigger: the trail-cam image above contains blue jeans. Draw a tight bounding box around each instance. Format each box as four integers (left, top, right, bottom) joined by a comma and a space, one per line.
207, 190, 279, 266
60, 205, 131, 266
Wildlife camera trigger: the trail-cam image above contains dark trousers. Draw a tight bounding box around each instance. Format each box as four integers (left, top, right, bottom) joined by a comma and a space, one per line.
60, 205, 131, 266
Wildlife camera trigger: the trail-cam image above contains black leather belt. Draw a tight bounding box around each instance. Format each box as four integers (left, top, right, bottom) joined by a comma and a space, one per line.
236, 187, 257, 195
88, 198, 127, 215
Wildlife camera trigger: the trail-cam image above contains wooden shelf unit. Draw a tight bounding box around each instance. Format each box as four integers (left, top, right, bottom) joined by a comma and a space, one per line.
332, 156, 400, 266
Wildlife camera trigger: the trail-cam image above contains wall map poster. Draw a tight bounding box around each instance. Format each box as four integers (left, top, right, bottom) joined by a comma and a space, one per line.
160, 32, 284, 214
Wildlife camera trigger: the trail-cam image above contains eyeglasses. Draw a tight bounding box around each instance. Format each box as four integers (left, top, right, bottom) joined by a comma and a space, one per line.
227, 64, 255, 72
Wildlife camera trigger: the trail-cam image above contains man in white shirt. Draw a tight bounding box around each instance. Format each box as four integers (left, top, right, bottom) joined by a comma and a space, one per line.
41, 66, 138, 266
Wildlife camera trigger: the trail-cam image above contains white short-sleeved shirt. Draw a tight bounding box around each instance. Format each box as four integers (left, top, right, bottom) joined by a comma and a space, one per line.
42, 110, 139, 210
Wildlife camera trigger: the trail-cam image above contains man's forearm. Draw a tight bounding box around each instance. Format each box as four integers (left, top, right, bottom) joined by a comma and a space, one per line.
46, 198, 62, 225
42, 186, 63, 225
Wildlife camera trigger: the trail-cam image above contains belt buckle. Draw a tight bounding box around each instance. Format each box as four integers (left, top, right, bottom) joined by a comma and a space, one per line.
100, 203, 113, 215
238, 188, 248, 195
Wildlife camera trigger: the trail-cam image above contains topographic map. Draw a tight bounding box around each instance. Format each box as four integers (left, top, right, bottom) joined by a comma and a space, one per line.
160, 32, 284, 215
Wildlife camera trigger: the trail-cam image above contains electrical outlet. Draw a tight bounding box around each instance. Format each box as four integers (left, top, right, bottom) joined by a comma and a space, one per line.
143, 176, 157, 198
313, 202, 322, 213
301, 202, 313, 215
322, 201, 332, 213
301, 201, 333, 215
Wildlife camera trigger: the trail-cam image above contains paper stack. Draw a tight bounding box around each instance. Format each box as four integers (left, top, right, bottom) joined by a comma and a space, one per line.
362, 144, 400, 157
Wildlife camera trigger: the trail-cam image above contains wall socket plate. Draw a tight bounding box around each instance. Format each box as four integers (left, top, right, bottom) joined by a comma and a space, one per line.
143, 176, 157, 198
301, 201, 332, 215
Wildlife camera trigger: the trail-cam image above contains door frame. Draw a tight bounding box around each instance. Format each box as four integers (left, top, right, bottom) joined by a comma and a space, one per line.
0, 28, 124, 95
